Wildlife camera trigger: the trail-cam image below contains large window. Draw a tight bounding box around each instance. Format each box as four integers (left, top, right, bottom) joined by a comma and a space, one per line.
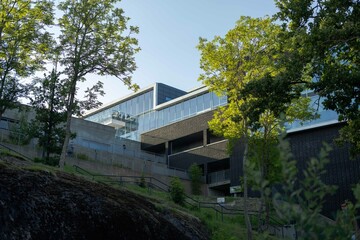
86, 90, 228, 141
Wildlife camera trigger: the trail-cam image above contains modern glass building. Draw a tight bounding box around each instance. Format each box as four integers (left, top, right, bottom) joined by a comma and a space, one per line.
85, 82, 339, 141
84, 83, 228, 141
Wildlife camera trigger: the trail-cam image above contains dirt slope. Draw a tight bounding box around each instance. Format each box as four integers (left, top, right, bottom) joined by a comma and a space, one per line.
0, 160, 209, 240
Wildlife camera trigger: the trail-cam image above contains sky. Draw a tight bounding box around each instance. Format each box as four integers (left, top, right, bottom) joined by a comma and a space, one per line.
79, 0, 279, 104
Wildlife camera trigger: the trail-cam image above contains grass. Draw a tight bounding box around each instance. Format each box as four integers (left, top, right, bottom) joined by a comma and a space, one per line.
0, 147, 27, 160
0, 155, 281, 240
62, 167, 281, 239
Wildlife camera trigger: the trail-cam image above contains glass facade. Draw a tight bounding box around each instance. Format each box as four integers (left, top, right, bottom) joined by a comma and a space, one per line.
156, 83, 186, 105
85, 90, 154, 132
286, 94, 338, 131
85, 83, 339, 141
119, 91, 227, 140
85, 84, 228, 141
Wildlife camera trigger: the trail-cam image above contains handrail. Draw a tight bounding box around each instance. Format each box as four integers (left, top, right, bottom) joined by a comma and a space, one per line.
73, 164, 285, 233
0, 143, 32, 161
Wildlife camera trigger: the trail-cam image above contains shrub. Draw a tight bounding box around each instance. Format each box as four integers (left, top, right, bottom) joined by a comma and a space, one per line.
169, 177, 185, 206
76, 153, 89, 161
139, 174, 146, 188
33, 156, 60, 166
188, 163, 202, 195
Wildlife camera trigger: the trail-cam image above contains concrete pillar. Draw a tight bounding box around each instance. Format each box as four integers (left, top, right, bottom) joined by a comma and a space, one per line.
204, 163, 208, 183
165, 141, 171, 166
203, 129, 209, 146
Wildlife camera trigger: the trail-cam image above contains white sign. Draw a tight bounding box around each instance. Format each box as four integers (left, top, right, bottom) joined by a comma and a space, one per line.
217, 197, 225, 204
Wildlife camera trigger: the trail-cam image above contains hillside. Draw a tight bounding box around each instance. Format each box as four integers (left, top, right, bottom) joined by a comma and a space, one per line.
0, 158, 209, 240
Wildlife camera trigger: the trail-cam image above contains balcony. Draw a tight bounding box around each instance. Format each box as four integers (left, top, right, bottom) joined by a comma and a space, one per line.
207, 169, 230, 186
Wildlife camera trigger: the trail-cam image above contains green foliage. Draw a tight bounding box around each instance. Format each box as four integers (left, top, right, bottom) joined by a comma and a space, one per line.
57, 0, 140, 166
271, 137, 360, 239
33, 156, 59, 167
8, 113, 31, 145
0, 147, 26, 160
76, 153, 89, 161
139, 174, 146, 188
188, 163, 202, 195
247, 139, 281, 190
169, 177, 185, 206
198, 17, 319, 238
275, 0, 360, 156
337, 119, 360, 158
29, 69, 67, 162
0, 0, 54, 118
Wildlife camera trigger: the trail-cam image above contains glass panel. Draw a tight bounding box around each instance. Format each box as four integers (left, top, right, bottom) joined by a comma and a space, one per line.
176, 103, 182, 119
163, 108, 169, 126
143, 112, 150, 131
149, 111, 156, 129
169, 106, 176, 122
197, 95, 204, 112
203, 93, 210, 110
139, 94, 144, 113
189, 98, 196, 115
183, 100, 190, 118
212, 92, 220, 107
156, 110, 163, 127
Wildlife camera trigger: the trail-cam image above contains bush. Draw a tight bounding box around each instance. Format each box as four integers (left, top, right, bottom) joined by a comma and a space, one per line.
188, 163, 202, 195
33, 156, 60, 167
139, 174, 146, 188
76, 153, 89, 161
169, 177, 185, 206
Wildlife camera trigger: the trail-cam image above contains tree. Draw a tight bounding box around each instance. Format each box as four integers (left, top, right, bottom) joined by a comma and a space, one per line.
275, 0, 360, 156
188, 163, 202, 195
29, 68, 67, 165
57, 0, 140, 167
198, 16, 284, 240
273, 136, 360, 239
198, 16, 317, 239
0, 0, 54, 119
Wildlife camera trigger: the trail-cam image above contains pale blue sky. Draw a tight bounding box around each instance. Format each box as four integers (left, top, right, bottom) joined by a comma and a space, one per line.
83, 1, 278, 104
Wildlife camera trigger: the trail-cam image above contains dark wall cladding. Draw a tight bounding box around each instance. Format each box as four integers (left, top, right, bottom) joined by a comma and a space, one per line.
229, 139, 246, 187
287, 122, 360, 216
230, 122, 360, 217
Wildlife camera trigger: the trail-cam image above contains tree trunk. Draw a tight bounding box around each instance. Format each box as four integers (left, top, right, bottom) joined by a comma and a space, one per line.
59, 79, 77, 169
243, 138, 253, 240
59, 106, 72, 169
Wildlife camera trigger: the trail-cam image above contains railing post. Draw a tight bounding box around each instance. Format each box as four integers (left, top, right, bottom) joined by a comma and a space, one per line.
221, 205, 223, 222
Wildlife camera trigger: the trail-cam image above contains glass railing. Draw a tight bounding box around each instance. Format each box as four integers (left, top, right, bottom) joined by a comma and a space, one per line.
208, 169, 230, 184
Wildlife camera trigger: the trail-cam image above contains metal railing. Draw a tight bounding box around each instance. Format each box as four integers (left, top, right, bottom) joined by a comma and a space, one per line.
0, 142, 32, 161
208, 169, 230, 184
73, 164, 286, 237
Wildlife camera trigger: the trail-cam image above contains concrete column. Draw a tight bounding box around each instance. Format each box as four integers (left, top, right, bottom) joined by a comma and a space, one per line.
203, 163, 208, 184
203, 129, 208, 146
165, 141, 171, 166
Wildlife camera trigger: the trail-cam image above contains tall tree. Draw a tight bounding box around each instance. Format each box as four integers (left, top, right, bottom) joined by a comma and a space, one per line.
29, 68, 67, 165
198, 16, 283, 240
275, 0, 360, 156
0, 0, 54, 119
57, 0, 139, 167
198, 16, 316, 239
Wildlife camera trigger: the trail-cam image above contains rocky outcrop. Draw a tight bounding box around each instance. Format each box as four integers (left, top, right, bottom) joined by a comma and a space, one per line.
0, 161, 209, 240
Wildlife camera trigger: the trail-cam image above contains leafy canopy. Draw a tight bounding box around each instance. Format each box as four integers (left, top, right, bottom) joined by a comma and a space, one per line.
0, 0, 54, 117
275, 0, 360, 155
